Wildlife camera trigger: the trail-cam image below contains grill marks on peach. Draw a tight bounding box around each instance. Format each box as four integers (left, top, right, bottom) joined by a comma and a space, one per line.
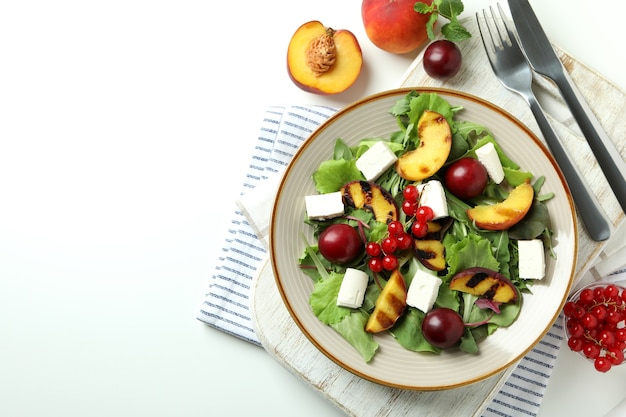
341, 180, 398, 224
450, 267, 518, 304
365, 270, 408, 333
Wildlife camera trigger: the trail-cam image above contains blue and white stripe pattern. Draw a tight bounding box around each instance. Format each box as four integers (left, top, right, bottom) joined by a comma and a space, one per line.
197, 105, 337, 345
197, 105, 618, 416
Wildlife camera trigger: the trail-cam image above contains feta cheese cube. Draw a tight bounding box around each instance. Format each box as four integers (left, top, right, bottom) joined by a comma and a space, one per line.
304, 191, 345, 220
475, 142, 505, 184
406, 268, 442, 313
518, 239, 545, 279
356, 141, 398, 181
417, 180, 448, 219
337, 268, 369, 308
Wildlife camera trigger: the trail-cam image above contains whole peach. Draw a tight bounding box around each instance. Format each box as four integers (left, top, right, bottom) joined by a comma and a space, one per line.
362, 0, 433, 54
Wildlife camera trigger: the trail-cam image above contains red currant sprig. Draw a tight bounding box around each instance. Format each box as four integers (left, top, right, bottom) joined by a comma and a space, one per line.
401, 184, 435, 239
563, 284, 626, 373
365, 221, 413, 274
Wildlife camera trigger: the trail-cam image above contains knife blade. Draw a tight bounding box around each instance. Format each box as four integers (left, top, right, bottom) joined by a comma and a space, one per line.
508, 0, 626, 214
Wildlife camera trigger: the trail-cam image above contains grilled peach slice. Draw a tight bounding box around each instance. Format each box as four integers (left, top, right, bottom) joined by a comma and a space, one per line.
365, 269, 407, 333
414, 239, 446, 271
395, 110, 452, 181
466, 182, 534, 230
340, 180, 399, 224
423, 218, 453, 241
450, 267, 518, 303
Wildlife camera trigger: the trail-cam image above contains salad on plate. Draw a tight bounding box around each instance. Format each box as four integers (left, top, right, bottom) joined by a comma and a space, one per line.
297, 90, 555, 362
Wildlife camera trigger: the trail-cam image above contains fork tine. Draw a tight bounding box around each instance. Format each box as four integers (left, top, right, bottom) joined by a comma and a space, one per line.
476, 9, 495, 56
496, 3, 516, 46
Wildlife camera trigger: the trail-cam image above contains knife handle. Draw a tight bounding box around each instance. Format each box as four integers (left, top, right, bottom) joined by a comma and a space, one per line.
554, 69, 626, 214
527, 95, 611, 241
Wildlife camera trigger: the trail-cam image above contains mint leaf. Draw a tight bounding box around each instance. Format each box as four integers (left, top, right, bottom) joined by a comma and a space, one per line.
437, 0, 464, 20
441, 20, 472, 42
414, 0, 471, 42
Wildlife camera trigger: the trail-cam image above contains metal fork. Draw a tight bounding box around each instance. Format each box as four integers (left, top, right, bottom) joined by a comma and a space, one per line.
476, 4, 611, 242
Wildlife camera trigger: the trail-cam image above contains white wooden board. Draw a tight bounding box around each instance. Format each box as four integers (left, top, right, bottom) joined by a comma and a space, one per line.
251, 18, 625, 417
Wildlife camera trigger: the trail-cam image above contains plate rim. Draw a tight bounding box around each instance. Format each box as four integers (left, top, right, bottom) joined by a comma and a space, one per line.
269, 87, 578, 390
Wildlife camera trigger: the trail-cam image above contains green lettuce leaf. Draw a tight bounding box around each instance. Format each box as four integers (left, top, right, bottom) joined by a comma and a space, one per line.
312, 159, 363, 193
330, 311, 379, 362
309, 272, 352, 325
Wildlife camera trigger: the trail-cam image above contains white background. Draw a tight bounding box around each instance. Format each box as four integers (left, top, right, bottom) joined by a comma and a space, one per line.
1, 1, 625, 416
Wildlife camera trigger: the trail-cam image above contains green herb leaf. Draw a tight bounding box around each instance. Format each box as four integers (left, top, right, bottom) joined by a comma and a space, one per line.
414, 0, 472, 42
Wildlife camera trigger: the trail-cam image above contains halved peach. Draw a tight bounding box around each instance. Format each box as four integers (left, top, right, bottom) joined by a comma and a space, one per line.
450, 267, 518, 304
340, 180, 399, 224
466, 182, 534, 231
365, 269, 407, 333
287, 21, 363, 95
396, 110, 452, 181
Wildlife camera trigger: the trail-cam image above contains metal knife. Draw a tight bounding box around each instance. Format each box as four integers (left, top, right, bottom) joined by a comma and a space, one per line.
508, 0, 626, 214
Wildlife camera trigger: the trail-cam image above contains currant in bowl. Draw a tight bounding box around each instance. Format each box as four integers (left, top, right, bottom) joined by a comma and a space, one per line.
563, 282, 626, 373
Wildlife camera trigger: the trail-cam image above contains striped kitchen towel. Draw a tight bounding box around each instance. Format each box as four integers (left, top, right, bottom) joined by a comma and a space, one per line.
197, 105, 337, 345
197, 105, 626, 416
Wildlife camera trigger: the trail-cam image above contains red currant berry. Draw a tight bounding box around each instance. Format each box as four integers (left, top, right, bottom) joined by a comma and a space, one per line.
599, 329, 617, 348
607, 347, 625, 365
368, 257, 383, 273
411, 220, 428, 239
396, 233, 413, 250
567, 336, 584, 352
570, 303, 585, 320
621, 289, 626, 303
582, 341, 601, 359
607, 307, 622, 324
382, 254, 398, 271
402, 200, 417, 216
566, 319, 585, 338
415, 205, 435, 222
604, 284, 619, 299
387, 220, 404, 237
593, 287, 605, 302
594, 356, 612, 373
616, 328, 626, 341
381, 237, 398, 255
365, 241, 382, 257
578, 288, 595, 305
563, 301, 578, 317
402, 185, 419, 203
591, 304, 608, 321
581, 312, 599, 330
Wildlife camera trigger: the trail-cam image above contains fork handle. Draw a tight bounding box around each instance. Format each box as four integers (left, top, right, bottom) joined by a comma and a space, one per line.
527, 95, 611, 241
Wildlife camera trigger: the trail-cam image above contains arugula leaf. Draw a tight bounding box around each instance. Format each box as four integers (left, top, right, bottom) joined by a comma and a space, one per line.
459, 327, 479, 353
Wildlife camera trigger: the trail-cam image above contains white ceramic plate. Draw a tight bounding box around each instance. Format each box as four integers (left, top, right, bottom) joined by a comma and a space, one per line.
269, 88, 577, 390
